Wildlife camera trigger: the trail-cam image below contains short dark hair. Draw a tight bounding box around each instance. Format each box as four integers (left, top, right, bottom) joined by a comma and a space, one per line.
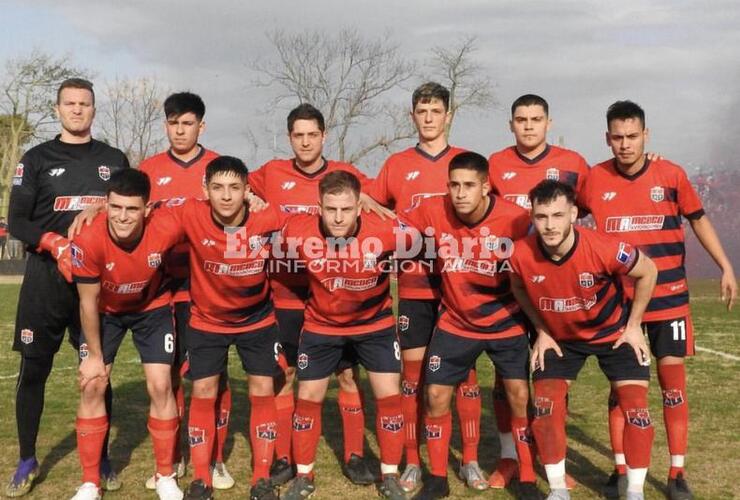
164, 92, 206, 121
412, 82, 450, 111
448, 151, 489, 180
287, 103, 325, 133
529, 180, 576, 207
57, 78, 95, 105
511, 94, 548, 116
319, 170, 361, 198
205, 156, 248, 184
107, 169, 150, 202
606, 100, 645, 129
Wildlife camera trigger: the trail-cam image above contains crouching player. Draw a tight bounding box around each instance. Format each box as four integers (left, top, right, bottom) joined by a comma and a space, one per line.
281, 171, 406, 500
509, 180, 658, 500
400, 152, 538, 499
71, 169, 184, 500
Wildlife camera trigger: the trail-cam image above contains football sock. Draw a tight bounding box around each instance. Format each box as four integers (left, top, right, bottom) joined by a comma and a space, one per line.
456, 368, 481, 465
148, 416, 178, 476
424, 412, 451, 477
292, 398, 322, 476
188, 397, 216, 486
376, 394, 404, 470
102, 384, 113, 461
401, 359, 423, 466
616, 384, 654, 470
249, 395, 277, 484
531, 379, 568, 465
16, 355, 53, 460
511, 416, 537, 482
76, 415, 108, 487
214, 382, 232, 463
607, 388, 627, 474
274, 392, 295, 462
338, 389, 365, 462
658, 363, 688, 478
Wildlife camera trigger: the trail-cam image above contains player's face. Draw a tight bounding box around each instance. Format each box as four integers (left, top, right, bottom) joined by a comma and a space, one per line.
106, 192, 149, 244
606, 118, 648, 168
412, 98, 450, 143
448, 168, 490, 217
319, 190, 360, 238
205, 172, 248, 224
56, 88, 95, 136
166, 112, 204, 155
509, 105, 550, 152
289, 119, 325, 167
531, 195, 578, 249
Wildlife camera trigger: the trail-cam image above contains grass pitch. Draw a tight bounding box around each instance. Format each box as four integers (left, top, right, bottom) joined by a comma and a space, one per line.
0, 280, 738, 499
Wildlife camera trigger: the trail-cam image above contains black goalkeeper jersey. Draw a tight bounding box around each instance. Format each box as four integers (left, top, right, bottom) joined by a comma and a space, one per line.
9, 135, 130, 252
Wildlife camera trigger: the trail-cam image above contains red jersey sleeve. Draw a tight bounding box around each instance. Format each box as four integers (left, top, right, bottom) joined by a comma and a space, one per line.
676, 167, 704, 219
365, 158, 392, 206
71, 217, 104, 283
600, 236, 640, 276
249, 163, 268, 200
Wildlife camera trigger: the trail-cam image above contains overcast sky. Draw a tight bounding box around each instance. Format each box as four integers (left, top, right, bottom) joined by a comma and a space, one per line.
1, 0, 738, 175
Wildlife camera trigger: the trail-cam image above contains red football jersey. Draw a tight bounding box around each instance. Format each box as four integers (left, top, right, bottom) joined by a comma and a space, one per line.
249, 158, 371, 310
164, 198, 287, 334
578, 158, 704, 322
367, 145, 467, 300
509, 227, 639, 344
139, 147, 220, 301
281, 212, 398, 336
488, 145, 590, 210
71, 211, 183, 314
402, 195, 530, 339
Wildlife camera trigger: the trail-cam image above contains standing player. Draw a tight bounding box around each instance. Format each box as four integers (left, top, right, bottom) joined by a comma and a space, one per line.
579, 100, 737, 499
281, 171, 405, 500
401, 152, 538, 499
6, 78, 129, 497
139, 92, 235, 491
509, 180, 658, 500
249, 104, 387, 486
367, 82, 485, 492
70, 169, 184, 500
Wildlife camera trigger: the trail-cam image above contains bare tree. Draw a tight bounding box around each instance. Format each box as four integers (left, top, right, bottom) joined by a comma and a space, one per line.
0, 51, 87, 215
98, 77, 167, 167
428, 36, 496, 138
255, 29, 416, 166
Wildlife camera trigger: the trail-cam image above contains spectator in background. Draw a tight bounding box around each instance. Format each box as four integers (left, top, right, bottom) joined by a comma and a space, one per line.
0, 217, 8, 259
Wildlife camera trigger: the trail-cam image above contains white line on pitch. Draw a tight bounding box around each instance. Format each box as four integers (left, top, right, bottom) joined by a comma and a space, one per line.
695, 345, 740, 361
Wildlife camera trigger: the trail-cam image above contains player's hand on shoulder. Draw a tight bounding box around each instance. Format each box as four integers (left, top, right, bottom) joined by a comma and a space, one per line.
67, 203, 105, 239
614, 323, 650, 366
530, 329, 562, 373
246, 191, 269, 212
359, 192, 396, 220
645, 152, 663, 162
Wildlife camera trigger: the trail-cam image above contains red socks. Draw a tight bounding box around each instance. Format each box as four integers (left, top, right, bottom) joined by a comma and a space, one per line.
511, 416, 536, 482
148, 416, 179, 476
401, 359, 423, 466
292, 399, 323, 476
249, 395, 277, 484
76, 415, 109, 486
456, 369, 481, 464
531, 379, 568, 465
658, 363, 688, 478
275, 392, 295, 462
376, 395, 404, 468
338, 389, 365, 462
214, 384, 232, 463
616, 384, 654, 469
189, 397, 216, 486
424, 412, 451, 477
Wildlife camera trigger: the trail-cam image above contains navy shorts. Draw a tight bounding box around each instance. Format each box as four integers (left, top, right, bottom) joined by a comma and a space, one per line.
646, 316, 695, 358
398, 299, 440, 350
532, 340, 650, 382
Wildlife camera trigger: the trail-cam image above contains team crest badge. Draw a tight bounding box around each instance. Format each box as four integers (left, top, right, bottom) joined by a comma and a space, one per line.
401, 380, 417, 396
534, 397, 553, 418
398, 315, 410, 332
363, 252, 377, 270
428, 355, 441, 372
147, 252, 162, 268
71, 244, 84, 268
579, 272, 594, 288
216, 409, 230, 428
248, 235, 264, 251
13, 163, 24, 186
20, 329, 33, 344
297, 353, 309, 370
663, 389, 685, 408
381, 415, 404, 433
98, 165, 111, 181
188, 427, 205, 446
460, 384, 480, 398
425, 424, 442, 440
650, 186, 665, 202
626, 409, 652, 428
293, 415, 313, 431
546, 168, 560, 180
79, 342, 89, 359
483, 234, 499, 252
256, 422, 277, 441
515, 426, 534, 444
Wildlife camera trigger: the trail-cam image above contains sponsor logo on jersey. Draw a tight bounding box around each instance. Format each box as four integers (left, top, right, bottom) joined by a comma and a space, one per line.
280, 204, 320, 215
53, 195, 106, 211
546, 168, 560, 180
626, 408, 652, 428
256, 422, 277, 441
662, 389, 685, 408
406, 171, 420, 181
515, 426, 534, 444
401, 380, 417, 396
103, 280, 148, 294
530, 275, 546, 283
216, 409, 230, 428
502, 171, 517, 180
20, 329, 33, 344
503, 194, 531, 210
281, 181, 296, 190
380, 415, 404, 433
425, 424, 442, 440
105, 262, 115, 271
13, 163, 24, 185
147, 252, 162, 268
460, 384, 480, 398
534, 396, 553, 418
71, 244, 84, 268
48, 168, 66, 177
157, 176, 172, 186
320, 276, 378, 292
428, 355, 441, 372
98, 166, 111, 181
602, 192, 617, 201
539, 295, 597, 312
341, 405, 362, 414
297, 353, 309, 370
605, 215, 665, 232
616, 242, 635, 266
166, 197, 186, 207
409, 192, 446, 210
650, 186, 665, 202
188, 427, 205, 446
203, 260, 265, 277
79, 342, 89, 359
398, 315, 410, 332
201, 238, 216, 247
483, 234, 500, 252
293, 415, 314, 431
579, 272, 595, 288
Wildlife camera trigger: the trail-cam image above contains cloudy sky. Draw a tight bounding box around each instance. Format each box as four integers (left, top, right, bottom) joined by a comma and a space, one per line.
2, 0, 739, 175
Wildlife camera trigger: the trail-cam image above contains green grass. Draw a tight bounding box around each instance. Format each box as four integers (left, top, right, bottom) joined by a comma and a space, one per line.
0, 280, 738, 499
